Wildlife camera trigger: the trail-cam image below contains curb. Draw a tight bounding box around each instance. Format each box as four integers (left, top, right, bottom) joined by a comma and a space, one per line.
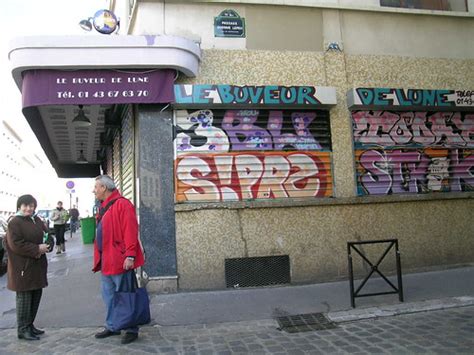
327, 296, 474, 323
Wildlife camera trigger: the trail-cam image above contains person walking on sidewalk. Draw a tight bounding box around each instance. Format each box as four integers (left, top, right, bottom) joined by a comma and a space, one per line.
50, 201, 68, 254
5, 194, 54, 341
92, 175, 145, 345
69, 205, 80, 234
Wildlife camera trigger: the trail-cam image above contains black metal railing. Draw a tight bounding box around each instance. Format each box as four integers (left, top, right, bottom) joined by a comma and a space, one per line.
347, 239, 403, 308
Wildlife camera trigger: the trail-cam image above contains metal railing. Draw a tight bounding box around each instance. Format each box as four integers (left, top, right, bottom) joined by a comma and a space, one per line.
347, 239, 404, 308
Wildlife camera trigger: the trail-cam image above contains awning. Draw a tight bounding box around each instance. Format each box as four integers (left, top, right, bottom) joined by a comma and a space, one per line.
21, 69, 176, 178
22, 69, 175, 108
9, 35, 201, 178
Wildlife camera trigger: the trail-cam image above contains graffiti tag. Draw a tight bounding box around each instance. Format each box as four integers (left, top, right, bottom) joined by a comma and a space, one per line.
175, 109, 331, 154
175, 152, 332, 202
357, 148, 473, 195
353, 111, 474, 148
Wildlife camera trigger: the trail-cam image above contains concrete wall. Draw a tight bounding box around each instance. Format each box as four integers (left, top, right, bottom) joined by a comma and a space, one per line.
129, 2, 474, 59
176, 198, 474, 290
341, 10, 474, 59
175, 48, 474, 289
127, 1, 474, 290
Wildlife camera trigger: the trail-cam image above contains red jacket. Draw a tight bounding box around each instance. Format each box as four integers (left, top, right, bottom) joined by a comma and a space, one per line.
92, 190, 144, 275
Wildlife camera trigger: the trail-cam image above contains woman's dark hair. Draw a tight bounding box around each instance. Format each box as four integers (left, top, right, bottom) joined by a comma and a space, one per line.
16, 194, 37, 210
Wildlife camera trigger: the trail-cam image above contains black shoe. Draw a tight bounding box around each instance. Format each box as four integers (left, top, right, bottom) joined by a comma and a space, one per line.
30, 325, 45, 335
18, 329, 40, 341
95, 328, 121, 339
121, 332, 138, 344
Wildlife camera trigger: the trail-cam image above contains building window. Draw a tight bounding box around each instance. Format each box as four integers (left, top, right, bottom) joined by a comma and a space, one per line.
380, 0, 468, 11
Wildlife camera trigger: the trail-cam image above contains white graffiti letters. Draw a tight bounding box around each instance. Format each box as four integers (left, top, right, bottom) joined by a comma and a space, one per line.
176, 153, 326, 201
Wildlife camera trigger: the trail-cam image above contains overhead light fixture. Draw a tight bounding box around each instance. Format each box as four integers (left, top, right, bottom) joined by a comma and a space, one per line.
72, 105, 92, 127
79, 9, 120, 34
77, 144, 88, 164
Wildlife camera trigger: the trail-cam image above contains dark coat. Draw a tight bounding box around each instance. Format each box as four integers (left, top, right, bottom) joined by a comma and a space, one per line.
5, 215, 49, 292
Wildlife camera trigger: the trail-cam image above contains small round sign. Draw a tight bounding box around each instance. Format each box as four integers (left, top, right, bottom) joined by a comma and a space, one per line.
66, 181, 75, 189
92, 9, 119, 34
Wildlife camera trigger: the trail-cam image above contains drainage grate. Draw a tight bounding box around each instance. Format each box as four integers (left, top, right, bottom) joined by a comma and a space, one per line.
225, 255, 290, 288
276, 313, 338, 333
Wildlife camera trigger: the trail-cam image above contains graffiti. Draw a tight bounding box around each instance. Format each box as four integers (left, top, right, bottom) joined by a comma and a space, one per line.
175, 152, 332, 202
349, 88, 474, 109
174, 85, 339, 106
357, 148, 473, 195
352, 111, 474, 148
174, 109, 331, 155
175, 110, 229, 153
356, 88, 455, 107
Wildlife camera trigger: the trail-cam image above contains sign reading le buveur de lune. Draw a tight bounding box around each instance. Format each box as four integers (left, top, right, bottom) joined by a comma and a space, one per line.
214, 9, 245, 38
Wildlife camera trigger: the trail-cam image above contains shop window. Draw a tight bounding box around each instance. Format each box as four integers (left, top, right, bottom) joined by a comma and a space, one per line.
380, 0, 468, 11
174, 109, 333, 202
352, 110, 474, 195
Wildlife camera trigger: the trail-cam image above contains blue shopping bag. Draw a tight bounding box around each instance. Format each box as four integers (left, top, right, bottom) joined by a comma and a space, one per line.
111, 270, 151, 330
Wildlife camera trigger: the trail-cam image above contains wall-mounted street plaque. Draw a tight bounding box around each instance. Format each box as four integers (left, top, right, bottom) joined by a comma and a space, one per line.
214, 9, 246, 38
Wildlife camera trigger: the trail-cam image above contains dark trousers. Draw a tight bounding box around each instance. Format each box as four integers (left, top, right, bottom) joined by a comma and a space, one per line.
16, 289, 42, 333
54, 224, 66, 247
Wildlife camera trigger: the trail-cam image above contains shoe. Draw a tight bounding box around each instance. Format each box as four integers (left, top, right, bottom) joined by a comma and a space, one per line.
18, 329, 40, 341
30, 325, 45, 335
121, 332, 138, 344
56, 250, 61, 254
95, 328, 120, 339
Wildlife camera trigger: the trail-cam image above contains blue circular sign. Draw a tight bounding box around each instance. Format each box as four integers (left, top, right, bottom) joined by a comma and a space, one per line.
92, 9, 119, 34
66, 180, 75, 189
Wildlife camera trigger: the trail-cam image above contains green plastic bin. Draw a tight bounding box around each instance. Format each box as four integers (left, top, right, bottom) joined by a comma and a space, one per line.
80, 217, 96, 244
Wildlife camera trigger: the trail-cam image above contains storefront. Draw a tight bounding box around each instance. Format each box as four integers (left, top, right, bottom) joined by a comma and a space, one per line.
9, 31, 474, 292
348, 88, 473, 196
172, 84, 336, 203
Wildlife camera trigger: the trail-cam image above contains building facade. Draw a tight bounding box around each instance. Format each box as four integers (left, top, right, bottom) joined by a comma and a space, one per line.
0, 120, 59, 217
9, 0, 474, 291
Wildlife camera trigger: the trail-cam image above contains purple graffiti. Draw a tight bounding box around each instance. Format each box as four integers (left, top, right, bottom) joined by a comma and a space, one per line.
359, 148, 473, 195
449, 149, 474, 192
221, 110, 273, 150
353, 111, 473, 148
268, 111, 322, 150
221, 110, 324, 151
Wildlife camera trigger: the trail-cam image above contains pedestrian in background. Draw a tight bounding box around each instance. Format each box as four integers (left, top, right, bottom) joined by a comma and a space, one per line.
92, 175, 145, 345
5, 194, 54, 341
69, 205, 80, 234
50, 201, 68, 254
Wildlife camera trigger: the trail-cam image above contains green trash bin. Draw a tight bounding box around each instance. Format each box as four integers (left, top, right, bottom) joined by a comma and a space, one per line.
80, 217, 96, 244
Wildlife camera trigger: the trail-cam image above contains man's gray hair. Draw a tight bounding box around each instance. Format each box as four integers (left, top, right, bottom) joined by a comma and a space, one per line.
95, 175, 117, 191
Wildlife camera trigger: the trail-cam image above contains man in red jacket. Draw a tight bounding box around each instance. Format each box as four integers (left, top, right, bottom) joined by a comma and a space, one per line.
92, 175, 145, 345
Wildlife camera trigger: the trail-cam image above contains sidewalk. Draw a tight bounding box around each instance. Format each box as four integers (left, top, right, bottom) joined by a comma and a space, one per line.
1, 231, 473, 328
0, 231, 473, 354
151, 265, 474, 326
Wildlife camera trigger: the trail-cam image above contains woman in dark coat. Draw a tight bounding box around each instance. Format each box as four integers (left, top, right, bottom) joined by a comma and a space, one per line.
5, 195, 53, 341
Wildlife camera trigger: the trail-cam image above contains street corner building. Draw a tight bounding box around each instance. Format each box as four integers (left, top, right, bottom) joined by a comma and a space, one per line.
8, 0, 474, 292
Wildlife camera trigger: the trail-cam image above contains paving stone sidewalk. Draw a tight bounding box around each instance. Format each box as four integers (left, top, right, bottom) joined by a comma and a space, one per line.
1, 305, 472, 354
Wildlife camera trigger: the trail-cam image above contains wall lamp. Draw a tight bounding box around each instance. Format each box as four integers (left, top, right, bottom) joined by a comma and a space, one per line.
72, 105, 92, 127
79, 9, 120, 34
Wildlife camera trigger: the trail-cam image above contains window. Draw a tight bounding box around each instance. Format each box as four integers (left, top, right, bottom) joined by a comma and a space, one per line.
380, 0, 468, 11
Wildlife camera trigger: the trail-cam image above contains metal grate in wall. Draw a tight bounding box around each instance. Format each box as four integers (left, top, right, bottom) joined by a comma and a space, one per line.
225, 255, 290, 288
